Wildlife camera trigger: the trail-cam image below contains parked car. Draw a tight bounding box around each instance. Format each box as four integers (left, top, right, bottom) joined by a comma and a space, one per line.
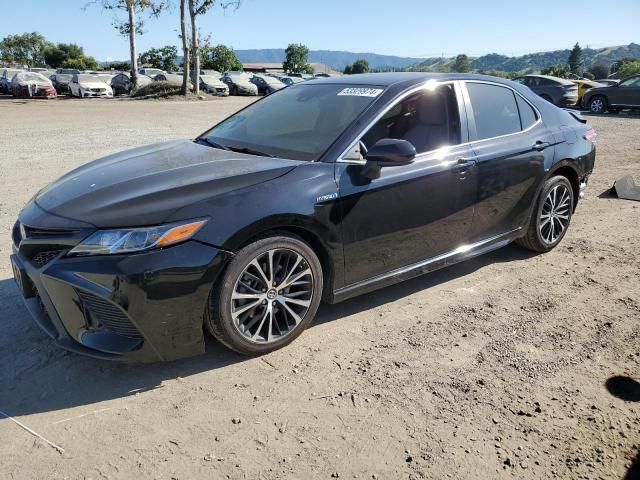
278, 76, 305, 86
582, 75, 640, 113
0, 68, 23, 93
110, 72, 153, 95
50, 73, 73, 94
10, 71, 57, 98
56, 68, 80, 75
138, 67, 167, 78
513, 75, 578, 106
153, 73, 189, 87
221, 72, 258, 96
571, 79, 604, 107
250, 74, 285, 95
200, 74, 229, 96
10, 73, 596, 362
288, 73, 315, 79
68, 74, 113, 98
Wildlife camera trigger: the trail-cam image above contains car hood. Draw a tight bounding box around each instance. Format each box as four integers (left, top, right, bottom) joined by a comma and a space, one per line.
231, 78, 256, 88
35, 139, 301, 228
79, 81, 109, 89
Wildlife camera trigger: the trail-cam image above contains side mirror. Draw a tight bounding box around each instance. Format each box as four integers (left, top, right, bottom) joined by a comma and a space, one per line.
364, 138, 416, 166
361, 139, 416, 179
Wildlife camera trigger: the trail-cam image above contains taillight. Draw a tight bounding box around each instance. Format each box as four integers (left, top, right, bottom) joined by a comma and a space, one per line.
584, 128, 597, 144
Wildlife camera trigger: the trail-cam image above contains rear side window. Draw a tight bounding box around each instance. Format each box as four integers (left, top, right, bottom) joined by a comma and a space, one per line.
466, 83, 521, 140
516, 95, 537, 130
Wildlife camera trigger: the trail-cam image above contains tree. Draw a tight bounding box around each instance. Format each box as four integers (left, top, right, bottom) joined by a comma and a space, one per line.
541, 64, 570, 78
452, 54, 470, 73
610, 57, 640, 76
179, 0, 191, 95
140, 45, 178, 72
200, 44, 242, 72
568, 42, 583, 75
0, 32, 51, 66
588, 63, 609, 80
618, 61, 640, 78
43, 43, 98, 70
344, 59, 369, 75
90, 1, 168, 89
283, 43, 314, 74
186, 1, 241, 95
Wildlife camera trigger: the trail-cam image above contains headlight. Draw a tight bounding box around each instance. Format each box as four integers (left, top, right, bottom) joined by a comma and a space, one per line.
68, 219, 208, 256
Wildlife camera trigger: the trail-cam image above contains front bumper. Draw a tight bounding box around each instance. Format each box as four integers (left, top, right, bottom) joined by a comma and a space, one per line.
11, 232, 231, 362
80, 89, 113, 98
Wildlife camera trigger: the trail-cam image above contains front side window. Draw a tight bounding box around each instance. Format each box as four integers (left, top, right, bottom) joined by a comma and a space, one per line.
203, 84, 382, 161
619, 77, 640, 88
466, 82, 521, 140
360, 84, 461, 154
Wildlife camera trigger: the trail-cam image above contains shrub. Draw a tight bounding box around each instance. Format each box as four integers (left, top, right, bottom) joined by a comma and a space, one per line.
131, 81, 183, 98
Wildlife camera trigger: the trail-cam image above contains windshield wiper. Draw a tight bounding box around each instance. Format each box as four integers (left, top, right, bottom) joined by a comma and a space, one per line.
225, 145, 275, 158
198, 137, 230, 151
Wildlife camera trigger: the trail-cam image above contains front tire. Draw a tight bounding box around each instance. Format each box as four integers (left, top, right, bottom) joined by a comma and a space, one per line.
589, 95, 607, 114
206, 235, 323, 355
516, 176, 574, 253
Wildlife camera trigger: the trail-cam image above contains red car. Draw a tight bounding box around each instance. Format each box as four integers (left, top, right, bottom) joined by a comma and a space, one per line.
11, 72, 57, 99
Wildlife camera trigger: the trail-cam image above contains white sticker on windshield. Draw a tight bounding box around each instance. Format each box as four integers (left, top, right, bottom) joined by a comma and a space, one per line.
337, 87, 383, 97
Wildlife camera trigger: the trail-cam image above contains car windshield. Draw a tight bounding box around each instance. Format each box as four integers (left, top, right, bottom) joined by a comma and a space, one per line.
14, 72, 49, 83
201, 75, 220, 83
79, 75, 103, 83
202, 83, 383, 161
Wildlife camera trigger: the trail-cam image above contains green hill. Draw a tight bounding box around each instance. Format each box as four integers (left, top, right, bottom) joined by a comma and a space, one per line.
410, 43, 640, 74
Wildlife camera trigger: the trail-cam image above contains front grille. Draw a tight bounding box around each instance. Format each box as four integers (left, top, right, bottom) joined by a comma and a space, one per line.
31, 249, 63, 268
216, 87, 226, 92
91, 88, 105, 93
77, 290, 143, 339
22, 225, 76, 238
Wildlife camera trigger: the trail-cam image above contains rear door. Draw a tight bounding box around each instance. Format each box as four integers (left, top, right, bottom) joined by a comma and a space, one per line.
462, 81, 554, 240
336, 82, 478, 285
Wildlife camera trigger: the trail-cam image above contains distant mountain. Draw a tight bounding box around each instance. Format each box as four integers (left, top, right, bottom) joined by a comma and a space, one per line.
410, 43, 640, 74
234, 49, 422, 71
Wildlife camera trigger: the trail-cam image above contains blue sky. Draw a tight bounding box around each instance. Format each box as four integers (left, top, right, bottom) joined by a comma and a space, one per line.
1, 0, 639, 61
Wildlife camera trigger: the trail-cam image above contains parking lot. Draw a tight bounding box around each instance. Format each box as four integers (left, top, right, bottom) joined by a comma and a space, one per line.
0, 97, 639, 480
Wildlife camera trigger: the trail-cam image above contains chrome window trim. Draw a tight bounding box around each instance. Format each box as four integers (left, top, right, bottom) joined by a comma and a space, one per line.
461, 80, 543, 144
337, 79, 543, 165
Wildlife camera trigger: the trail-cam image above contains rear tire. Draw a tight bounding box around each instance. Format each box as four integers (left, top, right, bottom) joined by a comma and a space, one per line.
589, 95, 607, 114
515, 176, 574, 253
206, 235, 323, 356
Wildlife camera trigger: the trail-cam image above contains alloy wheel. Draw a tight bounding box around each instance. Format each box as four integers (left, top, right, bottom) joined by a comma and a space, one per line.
590, 98, 604, 113
230, 248, 314, 344
539, 184, 571, 245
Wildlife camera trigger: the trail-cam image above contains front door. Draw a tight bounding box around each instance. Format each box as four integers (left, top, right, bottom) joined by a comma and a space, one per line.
609, 76, 640, 106
336, 82, 478, 285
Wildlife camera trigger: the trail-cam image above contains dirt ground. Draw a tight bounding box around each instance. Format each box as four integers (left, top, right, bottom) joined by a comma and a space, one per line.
0, 95, 638, 480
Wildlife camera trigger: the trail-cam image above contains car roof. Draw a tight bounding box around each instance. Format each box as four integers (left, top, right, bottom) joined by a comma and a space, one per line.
308, 72, 519, 88
522, 74, 574, 85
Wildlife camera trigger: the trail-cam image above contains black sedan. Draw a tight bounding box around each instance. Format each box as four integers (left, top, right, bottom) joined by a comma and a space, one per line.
513, 75, 579, 107
582, 75, 640, 113
11, 73, 596, 362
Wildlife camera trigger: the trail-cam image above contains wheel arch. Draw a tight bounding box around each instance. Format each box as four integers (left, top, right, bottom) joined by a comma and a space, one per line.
547, 161, 580, 211
218, 215, 341, 303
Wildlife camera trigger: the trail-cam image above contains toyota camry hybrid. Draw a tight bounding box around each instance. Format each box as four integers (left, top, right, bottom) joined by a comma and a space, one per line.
10, 73, 596, 362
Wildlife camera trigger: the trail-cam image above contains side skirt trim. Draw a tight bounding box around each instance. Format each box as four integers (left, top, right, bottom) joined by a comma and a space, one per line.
331, 228, 522, 303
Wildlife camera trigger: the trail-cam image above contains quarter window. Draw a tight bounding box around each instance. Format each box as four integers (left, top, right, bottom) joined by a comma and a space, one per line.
466, 83, 522, 140
516, 95, 538, 130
